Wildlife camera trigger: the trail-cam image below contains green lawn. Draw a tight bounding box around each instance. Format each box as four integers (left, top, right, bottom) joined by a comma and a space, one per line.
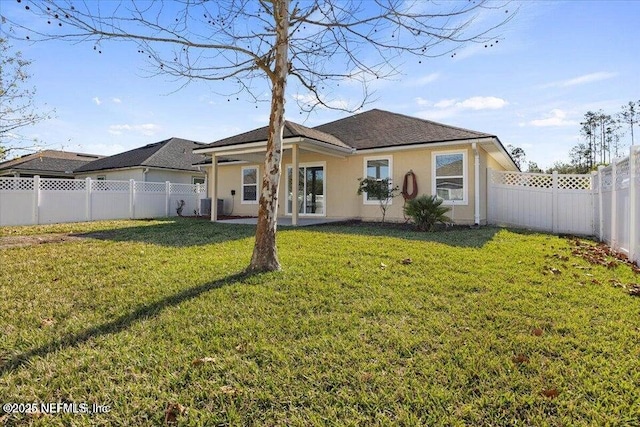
1, 219, 639, 426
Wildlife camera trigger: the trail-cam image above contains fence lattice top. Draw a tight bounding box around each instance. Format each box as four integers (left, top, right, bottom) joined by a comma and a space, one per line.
490, 170, 592, 190
0, 178, 35, 191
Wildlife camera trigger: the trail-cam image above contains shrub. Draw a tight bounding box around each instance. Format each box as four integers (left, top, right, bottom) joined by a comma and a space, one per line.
357, 177, 400, 223
404, 195, 451, 231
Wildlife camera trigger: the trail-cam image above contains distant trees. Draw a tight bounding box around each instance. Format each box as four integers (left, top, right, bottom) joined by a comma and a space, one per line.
558, 101, 639, 174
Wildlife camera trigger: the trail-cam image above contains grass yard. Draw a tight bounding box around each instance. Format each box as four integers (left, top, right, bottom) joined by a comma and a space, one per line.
1, 218, 639, 426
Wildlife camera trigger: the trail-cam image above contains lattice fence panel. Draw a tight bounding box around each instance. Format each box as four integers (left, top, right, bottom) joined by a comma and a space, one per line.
135, 182, 166, 192
0, 178, 34, 191
615, 158, 630, 189
557, 175, 592, 190
491, 171, 553, 188
91, 180, 130, 192
169, 183, 198, 194
40, 178, 86, 191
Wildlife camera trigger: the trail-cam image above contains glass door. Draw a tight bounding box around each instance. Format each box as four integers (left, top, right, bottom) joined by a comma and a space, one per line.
287, 164, 325, 215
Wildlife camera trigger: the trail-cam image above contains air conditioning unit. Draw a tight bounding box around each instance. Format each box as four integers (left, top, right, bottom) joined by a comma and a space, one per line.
200, 198, 224, 217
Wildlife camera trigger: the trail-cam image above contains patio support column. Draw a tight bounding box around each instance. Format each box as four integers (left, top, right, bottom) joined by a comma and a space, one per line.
472, 143, 480, 225
292, 143, 299, 226
211, 154, 218, 222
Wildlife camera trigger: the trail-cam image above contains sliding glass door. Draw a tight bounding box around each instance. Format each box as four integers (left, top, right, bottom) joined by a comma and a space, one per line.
286, 164, 325, 215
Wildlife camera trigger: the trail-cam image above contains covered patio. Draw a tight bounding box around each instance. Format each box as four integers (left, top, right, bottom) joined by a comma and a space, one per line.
194, 122, 354, 226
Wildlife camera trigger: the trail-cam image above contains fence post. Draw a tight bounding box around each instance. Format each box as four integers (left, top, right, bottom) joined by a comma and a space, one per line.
33, 175, 40, 225
552, 171, 558, 234
85, 177, 92, 221
597, 165, 604, 240
629, 146, 638, 263
129, 179, 135, 219
610, 160, 617, 249
196, 183, 202, 216
165, 181, 171, 217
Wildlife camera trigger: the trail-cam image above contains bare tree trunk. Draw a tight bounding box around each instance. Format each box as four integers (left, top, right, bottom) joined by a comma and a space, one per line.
247, 0, 290, 273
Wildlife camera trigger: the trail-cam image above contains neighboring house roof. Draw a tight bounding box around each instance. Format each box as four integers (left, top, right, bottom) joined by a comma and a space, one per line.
0, 150, 104, 177
204, 121, 351, 150
74, 137, 207, 173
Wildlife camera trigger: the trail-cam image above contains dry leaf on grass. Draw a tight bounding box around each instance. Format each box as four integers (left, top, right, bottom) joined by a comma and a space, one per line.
380, 262, 387, 270
532, 328, 544, 337
629, 285, 640, 297
164, 402, 186, 424
40, 318, 55, 327
191, 357, 215, 366
541, 388, 559, 398
220, 385, 238, 395
512, 354, 529, 364
401, 258, 412, 265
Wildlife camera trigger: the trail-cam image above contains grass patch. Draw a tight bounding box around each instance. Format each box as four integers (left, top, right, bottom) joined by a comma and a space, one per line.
1, 218, 639, 426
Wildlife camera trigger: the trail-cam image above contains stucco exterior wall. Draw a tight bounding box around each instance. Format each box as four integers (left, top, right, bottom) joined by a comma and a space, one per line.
210, 143, 506, 224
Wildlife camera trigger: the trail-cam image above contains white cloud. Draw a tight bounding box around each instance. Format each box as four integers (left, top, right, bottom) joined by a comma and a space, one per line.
112, 98, 122, 104
458, 96, 508, 110
92, 97, 102, 106
415, 96, 508, 121
108, 123, 160, 136
529, 109, 577, 127
434, 98, 457, 109
540, 72, 617, 89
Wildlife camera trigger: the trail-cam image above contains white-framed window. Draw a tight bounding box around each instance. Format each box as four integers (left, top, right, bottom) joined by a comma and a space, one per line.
241, 166, 259, 204
362, 156, 393, 205
432, 151, 467, 205
285, 162, 326, 216
96, 175, 106, 181
192, 176, 205, 185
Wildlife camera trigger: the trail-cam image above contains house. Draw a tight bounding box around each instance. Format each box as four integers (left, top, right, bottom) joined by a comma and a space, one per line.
74, 137, 208, 186
194, 109, 519, 225
0, 150, 104, 178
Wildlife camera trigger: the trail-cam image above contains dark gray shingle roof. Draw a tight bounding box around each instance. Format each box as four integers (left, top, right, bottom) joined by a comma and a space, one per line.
0, 150, 103, 175
200, 109, 493, 151
201, 121, 351, 150
313, 109, 493, 149
74, 138, 207, 173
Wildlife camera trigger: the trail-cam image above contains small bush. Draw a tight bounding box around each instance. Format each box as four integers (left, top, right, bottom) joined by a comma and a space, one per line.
404, 194, 451, 231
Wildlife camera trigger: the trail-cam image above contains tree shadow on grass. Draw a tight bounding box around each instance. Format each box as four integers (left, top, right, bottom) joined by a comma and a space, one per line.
0, 271, 251, 376
72, 218, 256, 247
304, 221, 502, 248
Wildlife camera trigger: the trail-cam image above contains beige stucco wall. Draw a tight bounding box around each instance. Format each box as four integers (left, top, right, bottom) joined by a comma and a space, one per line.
210, 143, 512, 224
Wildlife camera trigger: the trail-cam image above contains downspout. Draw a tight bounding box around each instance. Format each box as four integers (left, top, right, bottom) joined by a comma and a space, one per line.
472, 143, 480, 226
142, 167, 149, 182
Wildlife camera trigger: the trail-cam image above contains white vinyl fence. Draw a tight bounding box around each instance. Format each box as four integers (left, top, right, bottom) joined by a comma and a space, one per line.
488, 145, 639, 265
0, 176, 206, 226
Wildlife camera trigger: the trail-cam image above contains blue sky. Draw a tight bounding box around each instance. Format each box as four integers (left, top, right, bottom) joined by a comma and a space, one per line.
2, 1, 639, 169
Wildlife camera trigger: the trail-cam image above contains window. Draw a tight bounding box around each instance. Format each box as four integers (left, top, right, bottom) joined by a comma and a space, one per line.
97, 175, 106, 181
241, 166, 258, 204
363, 156, 392, 204
192, 176, 205, 185
433, 151, 467, 204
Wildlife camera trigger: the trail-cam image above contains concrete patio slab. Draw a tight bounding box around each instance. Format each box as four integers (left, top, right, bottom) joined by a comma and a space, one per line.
216, 217, 349, 227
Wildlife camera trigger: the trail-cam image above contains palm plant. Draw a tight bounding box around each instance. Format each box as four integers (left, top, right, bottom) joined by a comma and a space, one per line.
404, 195, 451, 231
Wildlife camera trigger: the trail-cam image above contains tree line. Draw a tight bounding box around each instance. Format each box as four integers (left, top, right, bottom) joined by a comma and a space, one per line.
511, 101, 638, 174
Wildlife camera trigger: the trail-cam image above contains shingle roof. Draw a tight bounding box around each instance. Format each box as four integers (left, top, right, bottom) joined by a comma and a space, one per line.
0, 150, 103, 175
200, 109, 494, 151
202, 121, 351, 150
313, 109, 493, 149
74, 138, 207, 173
